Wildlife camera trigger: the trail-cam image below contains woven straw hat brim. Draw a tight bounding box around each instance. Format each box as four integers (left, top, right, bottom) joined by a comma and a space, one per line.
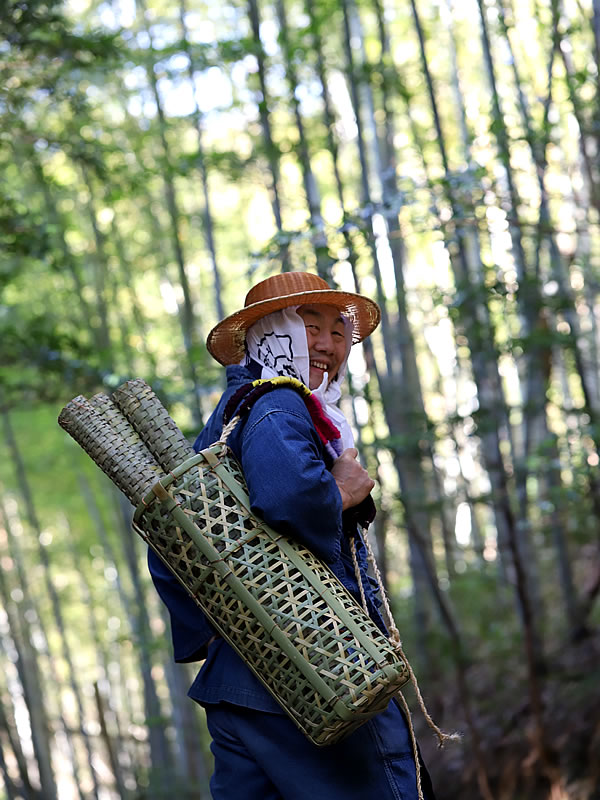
207, 288, 381, 366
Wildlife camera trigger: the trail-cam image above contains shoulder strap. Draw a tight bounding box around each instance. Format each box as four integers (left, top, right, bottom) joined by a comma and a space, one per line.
222, 377, 310, 428
222, 377, 377, 533
222, 377, 342, 452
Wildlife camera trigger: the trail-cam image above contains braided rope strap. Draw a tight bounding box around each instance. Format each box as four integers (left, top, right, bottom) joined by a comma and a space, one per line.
221, 376, 340, 452
350, 533, 461, 800
223, 376, 459, 784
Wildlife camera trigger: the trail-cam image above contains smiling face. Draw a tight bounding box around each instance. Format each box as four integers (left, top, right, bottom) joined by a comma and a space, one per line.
296, 304, 348, 389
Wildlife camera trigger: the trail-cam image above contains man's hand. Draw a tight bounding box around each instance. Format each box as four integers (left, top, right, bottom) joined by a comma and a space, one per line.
331, 448, 375, 511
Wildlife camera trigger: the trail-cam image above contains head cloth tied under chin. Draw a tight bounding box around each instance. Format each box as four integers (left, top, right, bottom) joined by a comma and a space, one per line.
205, 271, 382, 455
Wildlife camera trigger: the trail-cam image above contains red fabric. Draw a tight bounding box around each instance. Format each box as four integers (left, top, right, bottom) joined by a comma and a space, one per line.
224, 380, 342, 451
304, 394, 341, 446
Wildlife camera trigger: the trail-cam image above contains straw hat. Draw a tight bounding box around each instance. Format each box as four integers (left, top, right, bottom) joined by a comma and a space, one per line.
207, 271, 381, 365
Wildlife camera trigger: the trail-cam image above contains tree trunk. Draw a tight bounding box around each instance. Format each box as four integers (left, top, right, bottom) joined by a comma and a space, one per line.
407, 1, 555, 794
93, 682, 129, 800
274, 0, 332, 280
0, 726, 22, 800
78, 474, 141, 780
137, 0, 205, 427
80, 163, 113, 361
159, 605, 211, 798
107, 200, 159, 375
0, 504, 57, 800
246, 0, 288, 265
2, 410, 100, 800
340, 0, 438, 657
65, 513, 130, 796
0, 689, 35, 799
178, 0, 226, 323
115, 491, 174, 796
0, 489, 93, 795
371, 0, 457, 578
25, 151, 105, 355
80, 163, 130, 373
497, 3, 589, 633
0, 550, 43, 799
555, 2, 600, 216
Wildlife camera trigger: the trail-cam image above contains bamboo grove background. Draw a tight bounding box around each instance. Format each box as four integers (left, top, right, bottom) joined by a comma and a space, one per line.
1, 0, 600, 797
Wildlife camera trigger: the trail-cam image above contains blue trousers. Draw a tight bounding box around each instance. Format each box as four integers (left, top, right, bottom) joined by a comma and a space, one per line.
205, 699, 436, 800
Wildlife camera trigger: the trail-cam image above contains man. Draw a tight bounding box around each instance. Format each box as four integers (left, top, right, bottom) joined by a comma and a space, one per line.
149, 271, 436, 799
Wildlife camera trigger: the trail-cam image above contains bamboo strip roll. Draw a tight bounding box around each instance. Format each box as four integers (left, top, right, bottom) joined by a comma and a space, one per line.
89, 392, 160, 467
111, 379, 194, 472
58, 396, 166, 506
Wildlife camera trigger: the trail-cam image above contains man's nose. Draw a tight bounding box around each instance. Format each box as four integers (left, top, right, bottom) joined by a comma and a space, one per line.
314, 331, 334, 352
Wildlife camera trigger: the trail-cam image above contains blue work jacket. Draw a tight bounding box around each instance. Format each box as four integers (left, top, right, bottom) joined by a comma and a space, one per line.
148, 365, 384, 713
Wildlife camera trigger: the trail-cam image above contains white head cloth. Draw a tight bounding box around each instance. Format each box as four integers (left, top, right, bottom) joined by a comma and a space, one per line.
241, 306, 355, 452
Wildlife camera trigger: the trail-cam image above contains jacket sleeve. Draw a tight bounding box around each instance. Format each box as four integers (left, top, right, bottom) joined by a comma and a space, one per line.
239, 395, 343, 564
147, 548, 216, 662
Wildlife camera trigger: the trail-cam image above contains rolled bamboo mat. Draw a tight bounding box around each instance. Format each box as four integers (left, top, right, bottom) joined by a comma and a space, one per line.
111, 379, 194, 472
58, 395, 166, 506
89, 392, 159, 465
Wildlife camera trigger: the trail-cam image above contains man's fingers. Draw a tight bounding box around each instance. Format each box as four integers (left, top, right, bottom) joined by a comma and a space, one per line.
341, 447, 358, 460
332, 448, 375, 510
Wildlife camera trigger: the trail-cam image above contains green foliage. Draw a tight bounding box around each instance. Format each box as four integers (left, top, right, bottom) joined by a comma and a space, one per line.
1, 0, 600, 795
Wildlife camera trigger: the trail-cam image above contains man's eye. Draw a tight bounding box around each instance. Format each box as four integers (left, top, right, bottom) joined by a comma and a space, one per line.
332, 331, 344, 338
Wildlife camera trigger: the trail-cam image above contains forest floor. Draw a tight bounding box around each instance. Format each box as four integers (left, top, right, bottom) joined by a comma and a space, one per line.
417, 629, 600, 800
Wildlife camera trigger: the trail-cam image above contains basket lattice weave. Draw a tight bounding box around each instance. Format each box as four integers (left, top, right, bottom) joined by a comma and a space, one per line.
58, 378, 411, 746
133, 440, 410, 746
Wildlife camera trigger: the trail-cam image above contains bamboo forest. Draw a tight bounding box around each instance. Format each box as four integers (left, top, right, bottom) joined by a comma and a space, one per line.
1, 0, 600, 797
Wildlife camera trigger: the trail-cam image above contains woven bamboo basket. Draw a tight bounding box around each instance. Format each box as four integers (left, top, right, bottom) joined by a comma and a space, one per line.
133, 438, 410, 746
59, 379, 411, 746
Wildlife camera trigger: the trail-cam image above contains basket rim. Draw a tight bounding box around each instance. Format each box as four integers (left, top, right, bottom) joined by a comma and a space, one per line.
133, 444, 229, 522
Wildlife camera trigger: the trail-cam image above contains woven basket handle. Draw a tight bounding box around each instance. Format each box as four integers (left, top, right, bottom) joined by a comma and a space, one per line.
223, 381, 267, 426
217, 381, 263, 445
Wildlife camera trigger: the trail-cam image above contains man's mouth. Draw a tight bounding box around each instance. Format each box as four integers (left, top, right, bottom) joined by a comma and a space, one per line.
310, 360, 329, 372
